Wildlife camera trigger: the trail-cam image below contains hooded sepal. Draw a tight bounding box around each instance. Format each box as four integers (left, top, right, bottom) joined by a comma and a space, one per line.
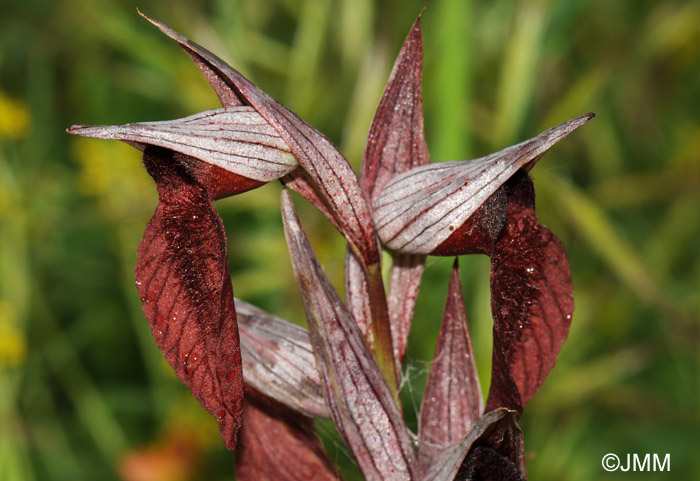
68, 107, 297, 190
373, 114, 594, 255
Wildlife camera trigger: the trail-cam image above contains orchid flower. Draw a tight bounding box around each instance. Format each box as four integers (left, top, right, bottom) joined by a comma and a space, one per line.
68, 9, 592, 480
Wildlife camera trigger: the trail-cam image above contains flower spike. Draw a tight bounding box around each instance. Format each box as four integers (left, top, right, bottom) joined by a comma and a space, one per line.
68, 8, 593, 476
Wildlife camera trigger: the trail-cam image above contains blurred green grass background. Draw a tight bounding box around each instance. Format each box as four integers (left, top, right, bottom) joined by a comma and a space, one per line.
1, 0, 699, 479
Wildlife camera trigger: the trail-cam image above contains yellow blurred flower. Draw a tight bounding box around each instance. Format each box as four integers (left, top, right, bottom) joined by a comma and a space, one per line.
0, 92, 31, 139
72, 137, 154, 220
0, 300, 26, 367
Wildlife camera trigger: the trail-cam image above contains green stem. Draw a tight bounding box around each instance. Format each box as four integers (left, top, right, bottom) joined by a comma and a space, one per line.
365, 262, 400, 404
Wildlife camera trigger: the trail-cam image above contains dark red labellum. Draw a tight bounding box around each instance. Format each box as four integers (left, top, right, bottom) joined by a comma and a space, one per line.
433, 170, 573, 414
136, 146, 244, 449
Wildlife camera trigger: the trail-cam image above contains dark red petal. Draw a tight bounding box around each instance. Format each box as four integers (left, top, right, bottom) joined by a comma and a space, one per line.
362, 14, 431, 204
235, 396, 341, 481
485, 171, 573, 412
146, 148, 265, 200
281, 190, 415, 481
182, 155, 264, 200
418, 260, 482, 477
431, 187, 509, 257
136, 146, 243, 449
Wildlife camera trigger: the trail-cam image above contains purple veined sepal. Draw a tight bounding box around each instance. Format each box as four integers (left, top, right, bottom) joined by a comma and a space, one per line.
282, 189, 416, 481
417, 259, 483, 478
348, 13, 431, 366
69, 107, 297, 190
236, 298, 329, 419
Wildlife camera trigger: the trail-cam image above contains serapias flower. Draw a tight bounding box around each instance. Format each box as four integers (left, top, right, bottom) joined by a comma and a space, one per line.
68, 7, 593, 480
371, 116, 592, 414
66, 20, 307, 451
